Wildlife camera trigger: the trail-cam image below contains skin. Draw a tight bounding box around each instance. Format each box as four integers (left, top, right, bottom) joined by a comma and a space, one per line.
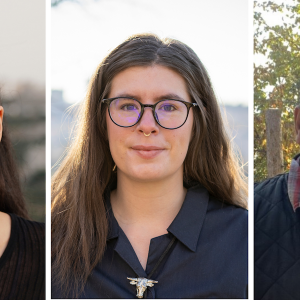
0, 212, 11, 258
106, 65, 194, 269
0, 106, 3, 142
0, 107, 11, 258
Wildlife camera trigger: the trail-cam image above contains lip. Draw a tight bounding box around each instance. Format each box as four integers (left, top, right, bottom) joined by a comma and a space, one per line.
131, 145, 165, 159
131, 145, 165, 151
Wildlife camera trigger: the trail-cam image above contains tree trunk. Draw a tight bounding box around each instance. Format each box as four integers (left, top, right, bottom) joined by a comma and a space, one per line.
266, 108, 284, 178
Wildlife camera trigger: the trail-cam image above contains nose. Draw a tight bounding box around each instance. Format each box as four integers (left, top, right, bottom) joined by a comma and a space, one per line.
136, 107, 159, 135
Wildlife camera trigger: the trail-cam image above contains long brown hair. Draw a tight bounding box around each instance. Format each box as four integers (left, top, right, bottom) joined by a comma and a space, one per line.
0, 105, 28, 219
52, 33, 247, 297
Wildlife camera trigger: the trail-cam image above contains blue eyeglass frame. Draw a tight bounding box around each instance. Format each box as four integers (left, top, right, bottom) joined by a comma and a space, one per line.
101, 97, 198, 130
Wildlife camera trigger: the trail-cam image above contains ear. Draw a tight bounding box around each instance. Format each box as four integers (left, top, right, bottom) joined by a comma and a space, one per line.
0, 106, 3, 142
294, 106, 300, 144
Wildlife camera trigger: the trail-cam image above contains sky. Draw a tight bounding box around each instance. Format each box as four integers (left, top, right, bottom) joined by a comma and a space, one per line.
52, 0, 250, 105
0, 0, 45, 88
0, 0, 292, 106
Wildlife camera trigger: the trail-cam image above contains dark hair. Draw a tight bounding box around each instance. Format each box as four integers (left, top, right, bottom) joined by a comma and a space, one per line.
52, 33, 247, 298
0, 106, 28, 219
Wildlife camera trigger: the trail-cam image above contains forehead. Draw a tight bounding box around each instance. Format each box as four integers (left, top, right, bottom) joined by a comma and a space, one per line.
108, 65, 190, 102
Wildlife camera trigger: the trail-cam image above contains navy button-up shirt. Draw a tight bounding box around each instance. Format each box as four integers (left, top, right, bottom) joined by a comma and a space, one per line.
52, 184, 248, 299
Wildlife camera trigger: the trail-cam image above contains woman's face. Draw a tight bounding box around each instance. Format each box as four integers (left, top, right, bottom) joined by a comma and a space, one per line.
106, 65, 194, 183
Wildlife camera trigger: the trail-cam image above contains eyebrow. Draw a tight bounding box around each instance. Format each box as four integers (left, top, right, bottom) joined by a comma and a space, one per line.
115, 93, 186, 102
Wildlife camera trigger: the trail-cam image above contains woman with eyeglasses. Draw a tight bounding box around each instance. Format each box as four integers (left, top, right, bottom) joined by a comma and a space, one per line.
0, 104, 45, 300
51, 34, 248, 299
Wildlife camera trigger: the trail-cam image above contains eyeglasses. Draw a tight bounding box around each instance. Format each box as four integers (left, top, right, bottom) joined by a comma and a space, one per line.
102, 97, 198, 129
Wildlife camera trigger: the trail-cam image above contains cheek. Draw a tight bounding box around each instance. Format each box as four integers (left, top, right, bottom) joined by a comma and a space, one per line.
106, 111, 119, 153
182, 114, 194, 158
106, 110, 120, 142
185, 110, 194, 144
106, 110, 128, 162
172, 118, 193, 161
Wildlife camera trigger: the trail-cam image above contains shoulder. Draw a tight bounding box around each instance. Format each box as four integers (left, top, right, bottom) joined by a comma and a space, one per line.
190, 183, 248, 217
10, 213, 45, 241
209, 193, 248, 221
0, 212, 11, 258
254, 173, 288, 201
0, 213, 45, 270
0, 214, 45, 299
6, 213, 45, 253
254, 173, 289, 220
210, 197, 248, 237
191, 184, 248, 228
193, 187, 247, 253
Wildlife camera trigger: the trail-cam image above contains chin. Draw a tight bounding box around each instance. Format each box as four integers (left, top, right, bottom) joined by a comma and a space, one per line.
127, 164, 166, 182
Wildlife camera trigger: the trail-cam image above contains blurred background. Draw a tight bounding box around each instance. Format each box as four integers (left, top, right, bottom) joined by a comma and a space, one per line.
0, 0, 45, 221
51, 0, 249, 175
254, 0, 300, 182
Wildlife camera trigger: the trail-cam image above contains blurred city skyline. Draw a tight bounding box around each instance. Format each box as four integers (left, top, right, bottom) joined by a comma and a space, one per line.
0, 0, 45, 222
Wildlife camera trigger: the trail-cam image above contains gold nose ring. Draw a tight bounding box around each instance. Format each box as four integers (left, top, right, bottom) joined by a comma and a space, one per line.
144, 132, 151, 137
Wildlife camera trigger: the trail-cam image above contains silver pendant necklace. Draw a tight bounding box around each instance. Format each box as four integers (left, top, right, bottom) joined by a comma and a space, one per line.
127, 236, 176, 298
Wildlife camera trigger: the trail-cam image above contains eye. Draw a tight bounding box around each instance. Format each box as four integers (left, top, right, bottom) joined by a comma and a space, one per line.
158, 104, 177, 112
121, 104, 138, 111
117, 98, 140, 111
157, 101, 178, 112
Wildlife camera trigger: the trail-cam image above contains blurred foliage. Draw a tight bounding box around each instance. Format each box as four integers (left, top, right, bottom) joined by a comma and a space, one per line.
2, 83, 45, 222
254, 0, 300, 182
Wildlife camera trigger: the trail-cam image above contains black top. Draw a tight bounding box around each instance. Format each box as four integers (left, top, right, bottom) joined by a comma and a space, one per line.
255, 173, 300, 300
52, 184, 248, 299
0, 213, 45, 300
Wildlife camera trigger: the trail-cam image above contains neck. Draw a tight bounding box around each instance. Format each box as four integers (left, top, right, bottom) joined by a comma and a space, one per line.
111, 171, 186, 226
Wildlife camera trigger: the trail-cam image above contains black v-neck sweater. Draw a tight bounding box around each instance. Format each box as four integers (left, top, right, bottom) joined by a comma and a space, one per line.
0, 213, 45, 300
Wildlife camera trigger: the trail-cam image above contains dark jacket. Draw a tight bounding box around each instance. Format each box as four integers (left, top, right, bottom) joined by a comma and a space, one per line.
254, 173, 300, 300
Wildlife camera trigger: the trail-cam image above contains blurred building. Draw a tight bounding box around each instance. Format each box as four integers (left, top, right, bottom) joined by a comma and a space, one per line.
2, 83, 45, 222
51, 90, 76, 173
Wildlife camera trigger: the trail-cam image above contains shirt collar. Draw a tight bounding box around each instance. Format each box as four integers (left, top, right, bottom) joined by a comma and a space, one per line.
167, 184, 209, 252
106, 200, 119, 240
106, 184, 209, 252
288, 153, 300, 212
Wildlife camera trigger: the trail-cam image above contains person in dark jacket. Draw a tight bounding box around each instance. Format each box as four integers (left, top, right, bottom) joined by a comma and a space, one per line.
0, 104, 45, 300
254, 105, 300, 300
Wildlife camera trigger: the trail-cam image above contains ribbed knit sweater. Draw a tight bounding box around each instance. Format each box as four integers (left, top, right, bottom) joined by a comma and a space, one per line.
0, 213, 45, 300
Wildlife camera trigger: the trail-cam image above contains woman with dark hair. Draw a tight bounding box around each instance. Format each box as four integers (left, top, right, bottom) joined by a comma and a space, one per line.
0, 105, 45, 300
52, 34, 248, 299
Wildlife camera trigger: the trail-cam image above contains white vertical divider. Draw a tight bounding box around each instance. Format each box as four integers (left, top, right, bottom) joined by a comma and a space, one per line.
248, 0, 254, 299
46, 0, 51, 299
